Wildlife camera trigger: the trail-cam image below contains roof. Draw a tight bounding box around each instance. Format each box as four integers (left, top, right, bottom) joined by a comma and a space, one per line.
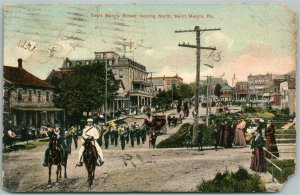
4, 66, 55, 89
150, 75, 183, 80
117, 57, 147, 71
221, 85, 232, 91
46, 70, 72, 80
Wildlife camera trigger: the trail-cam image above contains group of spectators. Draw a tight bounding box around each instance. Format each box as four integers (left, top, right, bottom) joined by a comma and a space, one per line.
184, 115, 280, 173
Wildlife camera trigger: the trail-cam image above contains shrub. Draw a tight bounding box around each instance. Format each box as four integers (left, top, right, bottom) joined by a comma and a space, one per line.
266, 159, 295, 183
156, 122, 216, 148
196, 167, 266, 192
156, 123, 192, 148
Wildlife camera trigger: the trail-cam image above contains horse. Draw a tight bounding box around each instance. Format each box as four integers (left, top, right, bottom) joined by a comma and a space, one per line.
47, 134, 68, 184
82, 137, 98, 190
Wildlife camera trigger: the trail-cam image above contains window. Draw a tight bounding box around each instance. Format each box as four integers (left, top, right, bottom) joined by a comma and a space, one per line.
38, 91, 41, 102
17, 90, 22, 102
28, 90, 32, 101
119, 69, 124, 78
46, 91, 49, 102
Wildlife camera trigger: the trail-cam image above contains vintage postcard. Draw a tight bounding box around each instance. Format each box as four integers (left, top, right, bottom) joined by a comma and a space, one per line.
2, 3, 297, 193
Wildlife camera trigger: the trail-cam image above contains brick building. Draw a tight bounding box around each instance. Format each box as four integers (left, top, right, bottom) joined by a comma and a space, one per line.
150, 75, 183, 95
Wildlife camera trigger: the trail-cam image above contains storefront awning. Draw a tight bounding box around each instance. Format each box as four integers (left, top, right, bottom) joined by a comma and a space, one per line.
12, 107, 64, 112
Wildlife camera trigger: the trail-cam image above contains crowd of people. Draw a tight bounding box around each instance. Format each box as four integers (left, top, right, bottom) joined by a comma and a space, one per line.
4, 109, 281, 175
208, 116, 280, 173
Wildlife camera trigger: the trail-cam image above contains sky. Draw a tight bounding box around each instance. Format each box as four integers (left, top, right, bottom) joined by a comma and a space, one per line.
3, 3, 297, 85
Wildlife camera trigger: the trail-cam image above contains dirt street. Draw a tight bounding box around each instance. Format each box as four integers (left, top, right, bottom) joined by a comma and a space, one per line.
2, 111, 284, 192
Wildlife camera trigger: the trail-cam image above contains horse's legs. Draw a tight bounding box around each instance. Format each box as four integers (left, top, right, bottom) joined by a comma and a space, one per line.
59, 164, 62, 178
48, 165, 51, 184
92, 166, 95, 183
64, 161, 67, 178
88, 168, 92, 188
56, 165, 61, 182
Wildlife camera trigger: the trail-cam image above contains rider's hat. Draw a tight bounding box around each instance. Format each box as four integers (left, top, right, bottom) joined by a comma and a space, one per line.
87, 118, 93, 123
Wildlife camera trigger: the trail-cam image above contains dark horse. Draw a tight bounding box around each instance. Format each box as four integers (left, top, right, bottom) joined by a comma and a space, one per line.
82, 137, 98, 190
47, 134, 68, 184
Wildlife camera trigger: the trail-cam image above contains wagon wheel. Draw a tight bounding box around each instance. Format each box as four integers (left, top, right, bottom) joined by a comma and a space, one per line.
162, 125, 167, 135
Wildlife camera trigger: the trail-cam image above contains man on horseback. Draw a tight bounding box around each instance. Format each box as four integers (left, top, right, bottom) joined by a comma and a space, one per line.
76, 118, 104, 167
43, 122, 67, 167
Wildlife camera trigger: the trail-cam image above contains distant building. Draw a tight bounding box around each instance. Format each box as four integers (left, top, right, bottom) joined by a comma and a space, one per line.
235, 81, 248, 100
247, 73, 272, 100
280, 72, 296, 115
59, 51, 153, 113
163, 75, 183, 91
200, 77, 227, 96
95, 51, 152, 111
269, 75, 286, 106
150, 75, 183, 95
3, 59, 64, 130
220, 83, 233, 102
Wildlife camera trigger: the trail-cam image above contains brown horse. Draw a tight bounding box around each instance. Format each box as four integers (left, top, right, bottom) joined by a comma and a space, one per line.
47, 134, 68, 184
82, 138, 98, 190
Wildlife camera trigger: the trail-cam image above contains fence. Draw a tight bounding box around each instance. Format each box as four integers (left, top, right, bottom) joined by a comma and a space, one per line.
263, 145, 296, 183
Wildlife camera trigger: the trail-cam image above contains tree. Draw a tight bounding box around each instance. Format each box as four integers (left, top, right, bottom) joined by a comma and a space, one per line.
178, 83, 194, 99
214, 84, 222, 98
152, 90, 173, 111
54, 61, 118, 124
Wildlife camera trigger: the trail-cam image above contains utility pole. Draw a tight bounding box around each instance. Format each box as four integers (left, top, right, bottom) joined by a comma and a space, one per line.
208, 76, 212, 115
206, 76, 209, 126
206, 76, 212, 126
175, 26, 221, 145
104, 57, 108, 125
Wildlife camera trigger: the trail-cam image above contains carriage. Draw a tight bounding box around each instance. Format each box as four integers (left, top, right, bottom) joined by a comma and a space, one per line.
144, 113, 167, 135
167, 113, 183, 127
152, 113, 167, 134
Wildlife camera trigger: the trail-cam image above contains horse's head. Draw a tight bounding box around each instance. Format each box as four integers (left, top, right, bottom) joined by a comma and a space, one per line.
49, 134, 59, 149
83, 137, 94, 148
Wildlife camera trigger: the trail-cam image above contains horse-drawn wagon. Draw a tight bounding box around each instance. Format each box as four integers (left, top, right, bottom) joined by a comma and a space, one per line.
167, 113, 183, 127
144, 113, 167, 135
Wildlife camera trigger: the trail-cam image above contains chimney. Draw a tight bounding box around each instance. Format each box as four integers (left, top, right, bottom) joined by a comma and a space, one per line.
18, 58, 23, 69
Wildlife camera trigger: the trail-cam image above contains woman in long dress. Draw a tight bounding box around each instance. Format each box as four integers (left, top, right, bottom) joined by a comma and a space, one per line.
250, 130, 266, 173
233, 120, 246, 147
265, 120, 279, 158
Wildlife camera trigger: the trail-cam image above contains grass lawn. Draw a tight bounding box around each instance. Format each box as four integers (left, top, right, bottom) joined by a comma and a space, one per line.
3, 140, 48, 153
